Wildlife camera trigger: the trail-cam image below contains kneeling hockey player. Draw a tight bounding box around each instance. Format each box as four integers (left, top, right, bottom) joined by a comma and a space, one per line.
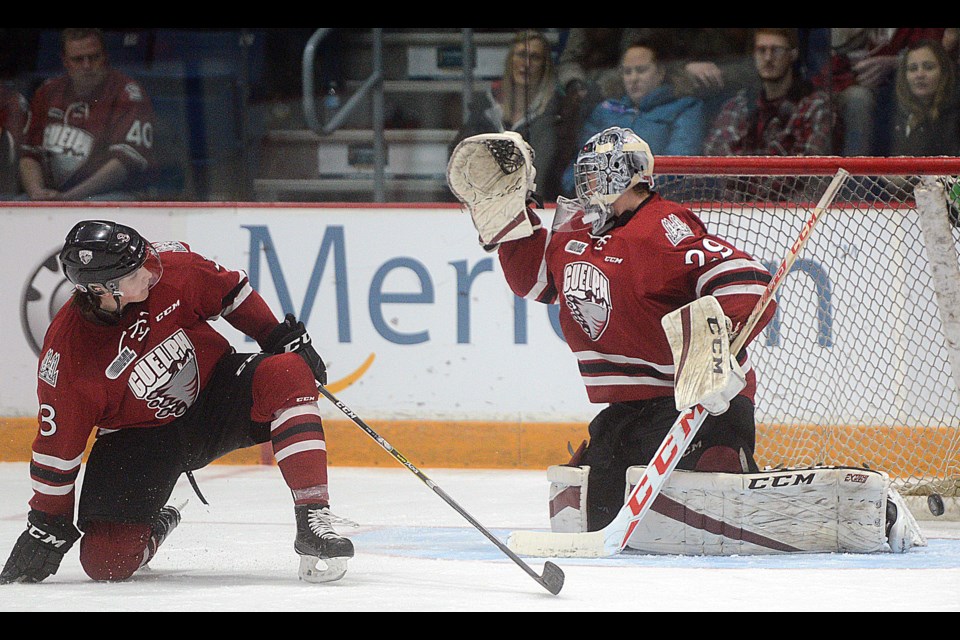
1, 220, 354, 584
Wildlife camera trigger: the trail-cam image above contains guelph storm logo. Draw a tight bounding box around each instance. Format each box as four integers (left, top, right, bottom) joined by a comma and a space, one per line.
562, 262, 612, 340
127, 329, 200, 420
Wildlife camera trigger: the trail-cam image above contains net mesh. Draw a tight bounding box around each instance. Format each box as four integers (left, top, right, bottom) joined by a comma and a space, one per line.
654, 159, 960, 499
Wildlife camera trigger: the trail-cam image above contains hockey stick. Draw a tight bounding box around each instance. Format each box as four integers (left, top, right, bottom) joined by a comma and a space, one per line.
507, 168, 852, 558
316, 384, 565, 595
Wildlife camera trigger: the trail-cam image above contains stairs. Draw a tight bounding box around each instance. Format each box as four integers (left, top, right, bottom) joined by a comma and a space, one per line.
251, 29, 561, 203
255, 128, 458, 202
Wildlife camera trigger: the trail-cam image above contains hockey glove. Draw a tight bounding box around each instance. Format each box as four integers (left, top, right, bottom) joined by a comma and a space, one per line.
0, 510, 81, 584
261, 313, 328, 385
447, 131, 538, 247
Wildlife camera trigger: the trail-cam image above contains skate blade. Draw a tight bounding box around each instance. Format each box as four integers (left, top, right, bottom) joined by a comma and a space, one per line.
298, 555, 348, 583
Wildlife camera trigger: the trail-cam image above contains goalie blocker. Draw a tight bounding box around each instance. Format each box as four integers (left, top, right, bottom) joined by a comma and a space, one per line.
546, 464, 926, 554
662, 295, 746, 415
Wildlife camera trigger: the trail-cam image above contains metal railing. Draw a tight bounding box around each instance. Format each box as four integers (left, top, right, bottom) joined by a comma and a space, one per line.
302, 28, 385, 201
301, 28, 480, 202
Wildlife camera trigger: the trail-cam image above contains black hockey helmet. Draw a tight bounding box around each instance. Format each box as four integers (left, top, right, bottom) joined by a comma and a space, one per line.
59, 220, 158, 295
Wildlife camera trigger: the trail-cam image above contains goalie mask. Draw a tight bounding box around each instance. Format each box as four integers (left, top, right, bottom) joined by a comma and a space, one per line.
572, 127, 655, 235
60, 220, 163, 301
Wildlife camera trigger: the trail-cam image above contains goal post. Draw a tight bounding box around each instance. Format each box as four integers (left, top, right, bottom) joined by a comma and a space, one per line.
652, 156, 960, 520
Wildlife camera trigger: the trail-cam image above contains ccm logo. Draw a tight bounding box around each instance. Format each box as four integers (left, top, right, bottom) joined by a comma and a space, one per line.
27, 525, 69, 548
707, 315, 724, 374
747, 472, 815, 489
156, 300, 181, 322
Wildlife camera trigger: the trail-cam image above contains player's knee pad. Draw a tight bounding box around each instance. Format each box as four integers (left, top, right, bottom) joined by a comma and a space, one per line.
251, 352, 318, 422
79, 520, 153, 581
622, 465, 914, 554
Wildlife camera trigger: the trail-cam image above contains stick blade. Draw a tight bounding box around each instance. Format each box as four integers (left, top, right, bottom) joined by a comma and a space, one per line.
507, 529, 611, 558
540, 561, 565, 595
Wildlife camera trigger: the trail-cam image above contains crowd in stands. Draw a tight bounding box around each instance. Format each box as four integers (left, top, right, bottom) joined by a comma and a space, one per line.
2, 27, 959, 202
450, 26, 960, 204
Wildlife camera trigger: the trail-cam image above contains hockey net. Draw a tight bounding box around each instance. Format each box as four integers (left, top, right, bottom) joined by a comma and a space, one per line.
654, 156, 960, 519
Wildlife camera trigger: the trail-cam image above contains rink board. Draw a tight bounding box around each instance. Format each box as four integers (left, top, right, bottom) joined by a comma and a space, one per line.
0, 203, 957, 482
1, 416, 955, 478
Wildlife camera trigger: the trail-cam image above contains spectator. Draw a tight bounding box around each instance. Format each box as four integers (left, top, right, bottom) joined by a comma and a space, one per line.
19, 28, 157, 201
450, 29, 563, 201
551, 29, 645, 195
815, 28, 949, 155
703, 28, 835, 156
560, 37, 704, 197
556, 29, 644, 109
664, 28, 757, 123
0, 81, 29, 196
891, 39, 960, 156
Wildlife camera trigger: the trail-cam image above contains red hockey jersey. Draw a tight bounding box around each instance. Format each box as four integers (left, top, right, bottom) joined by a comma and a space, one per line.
21, 69, 156, 192
29, 241, 279, 518
498, 193, 777, 405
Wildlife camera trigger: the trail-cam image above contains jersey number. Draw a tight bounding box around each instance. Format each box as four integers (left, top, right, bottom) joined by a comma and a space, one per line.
126, 120, 153, 148
684, 238, 734, 267
39, 404, 57, 436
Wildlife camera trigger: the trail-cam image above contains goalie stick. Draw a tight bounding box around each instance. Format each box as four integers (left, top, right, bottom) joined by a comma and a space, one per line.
316, 384, 565, 595
507, 168, 852, 559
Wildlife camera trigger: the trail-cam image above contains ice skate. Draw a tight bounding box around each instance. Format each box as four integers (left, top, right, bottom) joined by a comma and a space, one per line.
141, 504, 182, 571
294, 504, 354, 583
152, 505, 182, 548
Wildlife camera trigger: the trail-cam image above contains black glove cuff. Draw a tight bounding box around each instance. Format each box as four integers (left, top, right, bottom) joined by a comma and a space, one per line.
259, 314, 327, 386
27, 510, 81, 549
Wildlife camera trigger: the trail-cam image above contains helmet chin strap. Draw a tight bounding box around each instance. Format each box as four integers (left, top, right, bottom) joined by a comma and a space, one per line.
88, 283, 126, 321
110, 292, 125, 315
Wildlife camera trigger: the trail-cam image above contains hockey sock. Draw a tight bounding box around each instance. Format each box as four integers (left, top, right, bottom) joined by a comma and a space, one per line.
252, 353, 331, 506
79, 520, 154, 581
270, 402, 330, 506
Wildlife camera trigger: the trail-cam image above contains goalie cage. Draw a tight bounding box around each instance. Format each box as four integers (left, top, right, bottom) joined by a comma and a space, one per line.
647, 155, 960, 520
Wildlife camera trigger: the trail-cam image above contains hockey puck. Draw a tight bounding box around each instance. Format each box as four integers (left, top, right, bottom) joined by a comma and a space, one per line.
928, 493, 945, 517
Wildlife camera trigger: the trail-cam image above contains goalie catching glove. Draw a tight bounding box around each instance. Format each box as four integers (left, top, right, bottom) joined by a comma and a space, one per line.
662, 295, 745, 415
261, 313, 328, 386
447, 131, 539, 248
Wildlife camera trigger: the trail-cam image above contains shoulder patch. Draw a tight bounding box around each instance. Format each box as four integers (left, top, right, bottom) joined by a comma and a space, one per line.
662, 213, 694, 247
39, 349, 60, 387
152, 240, 188, 253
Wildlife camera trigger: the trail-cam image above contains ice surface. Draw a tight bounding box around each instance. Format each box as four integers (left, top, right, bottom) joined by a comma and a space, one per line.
1, 462, 958, 611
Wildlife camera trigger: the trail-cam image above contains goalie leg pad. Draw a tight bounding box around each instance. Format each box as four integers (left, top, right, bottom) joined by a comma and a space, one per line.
547, 465, 590, 533
621, 466, 895, 555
